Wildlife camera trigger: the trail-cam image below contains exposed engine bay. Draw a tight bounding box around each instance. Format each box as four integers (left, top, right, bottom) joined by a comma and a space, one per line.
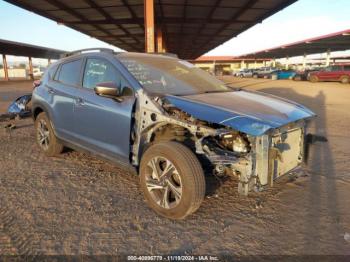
130, 89, 324, 195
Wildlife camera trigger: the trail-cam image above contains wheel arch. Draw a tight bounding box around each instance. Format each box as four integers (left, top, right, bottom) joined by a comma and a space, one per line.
138, 122, 196, 163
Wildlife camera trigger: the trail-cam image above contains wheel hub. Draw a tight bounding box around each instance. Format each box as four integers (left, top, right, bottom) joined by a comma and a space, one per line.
145, 156, 183, 209
37, 119, 50, 151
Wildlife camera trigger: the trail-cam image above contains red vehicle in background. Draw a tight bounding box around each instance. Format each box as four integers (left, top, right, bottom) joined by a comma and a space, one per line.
309, 64, 350, 84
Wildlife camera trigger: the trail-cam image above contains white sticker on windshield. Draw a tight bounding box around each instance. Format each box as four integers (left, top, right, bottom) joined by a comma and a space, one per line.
178, 60, 195, 68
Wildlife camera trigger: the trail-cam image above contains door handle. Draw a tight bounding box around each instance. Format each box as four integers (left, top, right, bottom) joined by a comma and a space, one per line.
48, 87, 55, 94
75, 97, 85, 106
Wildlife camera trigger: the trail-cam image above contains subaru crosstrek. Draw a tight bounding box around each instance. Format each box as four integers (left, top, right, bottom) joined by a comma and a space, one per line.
32, 49, 316, 219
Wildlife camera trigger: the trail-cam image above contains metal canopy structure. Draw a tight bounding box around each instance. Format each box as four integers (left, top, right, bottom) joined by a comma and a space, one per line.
0, 38, 65, 59
5, 0, 297, 60
239, 29, 350, 59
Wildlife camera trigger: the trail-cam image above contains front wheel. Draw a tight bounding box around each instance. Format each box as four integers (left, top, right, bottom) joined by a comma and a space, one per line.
34, 112, 64, 156
140, 142, 205, 219
309, 75, 319, 83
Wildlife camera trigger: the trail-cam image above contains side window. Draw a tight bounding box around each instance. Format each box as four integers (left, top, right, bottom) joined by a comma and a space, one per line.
331, 66, 342, 71
57, 59, 83, 86
83, 58, 122, 89
344, 65, 350, 70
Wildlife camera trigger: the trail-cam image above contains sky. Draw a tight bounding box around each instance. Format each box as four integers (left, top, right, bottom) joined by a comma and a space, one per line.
0, 0, 350, 62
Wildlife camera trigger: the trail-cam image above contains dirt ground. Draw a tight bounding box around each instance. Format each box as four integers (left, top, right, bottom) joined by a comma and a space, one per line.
0, 78, 349, 258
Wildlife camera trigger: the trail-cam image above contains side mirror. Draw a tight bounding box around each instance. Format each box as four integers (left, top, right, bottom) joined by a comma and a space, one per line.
94, 82, 120, 99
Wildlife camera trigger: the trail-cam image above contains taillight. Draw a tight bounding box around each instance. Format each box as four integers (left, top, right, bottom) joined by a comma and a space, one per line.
33, 80, 41, 89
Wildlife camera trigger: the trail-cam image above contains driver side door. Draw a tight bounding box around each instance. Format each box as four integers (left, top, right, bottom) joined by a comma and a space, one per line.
73, 57, 135, 163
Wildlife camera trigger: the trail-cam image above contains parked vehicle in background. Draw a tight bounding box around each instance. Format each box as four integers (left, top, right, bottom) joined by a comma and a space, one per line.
252, 67, 277, 78
309, 64, 350, 84
270, 69, 296, 80
293, 67, 323, 81
31, 48, 316, 219
236, 68, 255, 78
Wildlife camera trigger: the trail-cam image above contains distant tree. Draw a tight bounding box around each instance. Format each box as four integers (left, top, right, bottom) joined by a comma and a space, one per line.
0, 64, 3, 69
18, 63, 26, 69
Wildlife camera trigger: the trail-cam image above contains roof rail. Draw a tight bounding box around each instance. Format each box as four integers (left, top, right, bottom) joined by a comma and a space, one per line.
61, 48, 115, 58
149, 52, 178, 58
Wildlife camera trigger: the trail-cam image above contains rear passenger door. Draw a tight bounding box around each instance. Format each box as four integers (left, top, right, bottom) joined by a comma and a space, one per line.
48, 59, 83, 140
329, 65, 342, 80
73, 57, 135, 163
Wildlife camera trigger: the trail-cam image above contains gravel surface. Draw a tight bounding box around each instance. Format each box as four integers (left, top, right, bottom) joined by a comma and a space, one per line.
0, 79, 349, 256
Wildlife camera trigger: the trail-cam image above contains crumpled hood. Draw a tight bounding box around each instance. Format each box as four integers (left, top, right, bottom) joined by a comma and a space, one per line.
164, 90, 315, 136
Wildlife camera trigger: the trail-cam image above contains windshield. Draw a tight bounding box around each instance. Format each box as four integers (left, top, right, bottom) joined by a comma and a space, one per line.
118, 53, 231, 96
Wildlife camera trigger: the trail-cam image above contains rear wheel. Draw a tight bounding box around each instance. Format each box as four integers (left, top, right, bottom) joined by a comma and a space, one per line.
309, 75, 319, 83
340, 75, 349, 84
140, 142, 205, 219
35, 112, 64, 156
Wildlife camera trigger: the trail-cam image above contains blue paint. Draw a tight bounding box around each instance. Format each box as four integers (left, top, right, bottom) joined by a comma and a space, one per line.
165, 90, 315, 136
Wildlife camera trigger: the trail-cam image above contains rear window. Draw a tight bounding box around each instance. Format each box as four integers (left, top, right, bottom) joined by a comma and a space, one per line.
57, 59, 82, 86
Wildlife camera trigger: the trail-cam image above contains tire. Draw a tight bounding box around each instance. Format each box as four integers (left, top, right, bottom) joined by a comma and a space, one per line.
34, 112, 64, 156
340, 75, 349, 84
140, 141, 205, 219
309, 75, 319, 83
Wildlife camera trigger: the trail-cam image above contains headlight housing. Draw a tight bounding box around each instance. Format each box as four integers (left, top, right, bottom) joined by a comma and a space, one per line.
219, 132, 250, 153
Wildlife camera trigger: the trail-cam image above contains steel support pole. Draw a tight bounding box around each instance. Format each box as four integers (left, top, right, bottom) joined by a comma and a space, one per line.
144, 0, 155, 53
285, 56, 289, 70
302, 53, 307, 70
240, 60, 245, 69
28, 57, 34, 80
272, 58, 276, 67
326, 49, 331, 66
48, 58, 51, 65
156, 27, 164, 53
2, 54, 9, 81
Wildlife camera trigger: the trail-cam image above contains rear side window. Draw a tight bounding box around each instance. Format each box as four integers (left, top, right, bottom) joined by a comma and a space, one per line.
57, 59, 82, 86
331, 66, 342, 71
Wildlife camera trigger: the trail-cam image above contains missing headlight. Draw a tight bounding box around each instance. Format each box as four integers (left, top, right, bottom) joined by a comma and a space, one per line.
219, 132, 251, 153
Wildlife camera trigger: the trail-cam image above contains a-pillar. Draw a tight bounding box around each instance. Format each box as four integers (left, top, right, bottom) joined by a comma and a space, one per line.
144, 0, 155, 53
326, 49, 331, 66
2, 54, 9, 81
28, 57, 34, 80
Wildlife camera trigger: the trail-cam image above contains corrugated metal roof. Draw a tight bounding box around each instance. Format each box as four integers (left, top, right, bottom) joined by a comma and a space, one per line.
240, 29, 350, 59
0, 38, 66, 59
4, 0, 297, 59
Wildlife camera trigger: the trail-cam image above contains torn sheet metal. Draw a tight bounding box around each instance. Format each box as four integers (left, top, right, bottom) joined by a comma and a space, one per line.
7, 94, 32, 117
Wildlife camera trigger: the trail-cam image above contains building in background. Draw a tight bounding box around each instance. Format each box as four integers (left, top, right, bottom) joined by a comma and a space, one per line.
191, 56, 271, 75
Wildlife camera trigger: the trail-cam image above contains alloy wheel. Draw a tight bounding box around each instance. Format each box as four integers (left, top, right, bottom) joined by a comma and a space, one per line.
37, 119, 50, 151
145, 156, 182, 209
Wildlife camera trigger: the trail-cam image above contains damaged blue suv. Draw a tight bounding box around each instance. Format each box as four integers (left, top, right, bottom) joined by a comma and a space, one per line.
32, 49, 315, 219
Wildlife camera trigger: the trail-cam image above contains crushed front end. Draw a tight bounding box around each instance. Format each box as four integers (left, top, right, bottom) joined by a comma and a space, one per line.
132, 89, 316, 196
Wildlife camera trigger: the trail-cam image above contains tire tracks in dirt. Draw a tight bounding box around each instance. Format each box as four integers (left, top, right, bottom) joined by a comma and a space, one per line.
0, 195, 42, 256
